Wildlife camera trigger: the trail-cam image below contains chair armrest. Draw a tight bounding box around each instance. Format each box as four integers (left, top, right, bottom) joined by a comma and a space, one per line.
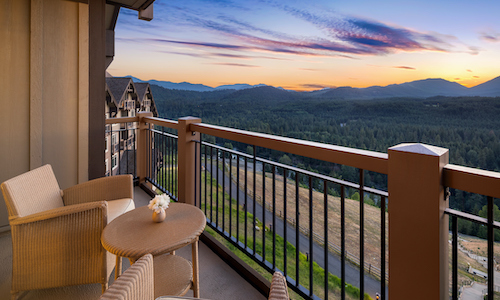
9, 201, 109, 289
62, 175, 133, 206
100, 254, 154, 300
10, 201, 107, 225
268, 272, 289, 300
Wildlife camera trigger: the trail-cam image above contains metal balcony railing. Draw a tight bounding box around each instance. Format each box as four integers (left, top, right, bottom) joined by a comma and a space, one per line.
105, 113, 500, 300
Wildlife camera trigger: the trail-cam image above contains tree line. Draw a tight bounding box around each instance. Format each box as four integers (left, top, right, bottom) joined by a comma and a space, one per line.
151, 85, 500, 232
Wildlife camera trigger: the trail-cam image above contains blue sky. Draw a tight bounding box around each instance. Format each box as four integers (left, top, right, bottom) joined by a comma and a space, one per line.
108, 0, 500, 90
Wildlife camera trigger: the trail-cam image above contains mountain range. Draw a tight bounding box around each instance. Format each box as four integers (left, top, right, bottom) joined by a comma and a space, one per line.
128, 75, 500, 99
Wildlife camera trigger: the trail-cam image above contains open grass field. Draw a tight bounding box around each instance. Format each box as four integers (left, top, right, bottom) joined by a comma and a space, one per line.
227, 163, 388, 275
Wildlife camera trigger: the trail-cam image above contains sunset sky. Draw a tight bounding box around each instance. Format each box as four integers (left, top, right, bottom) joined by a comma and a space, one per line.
108, 0, 500, 91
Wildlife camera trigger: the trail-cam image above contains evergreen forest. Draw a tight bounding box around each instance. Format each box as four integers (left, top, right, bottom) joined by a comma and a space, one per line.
151, 85, 500, 238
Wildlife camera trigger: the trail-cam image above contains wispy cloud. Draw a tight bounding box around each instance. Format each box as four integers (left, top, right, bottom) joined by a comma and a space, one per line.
118, 1, 472, 59
299, 68, 323, 71
208, 62, 260, 67
393, 66, 416, 70
300, 83, 336, 89
480, 31, 500, 42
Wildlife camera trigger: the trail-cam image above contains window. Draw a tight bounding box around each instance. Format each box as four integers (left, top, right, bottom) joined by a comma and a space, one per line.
112, 133, 118, 145
112, 154, 118, 170
105, 137, 108, 152
105, 159, 109, 173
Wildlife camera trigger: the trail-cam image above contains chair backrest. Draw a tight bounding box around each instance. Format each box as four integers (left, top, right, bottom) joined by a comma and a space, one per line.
1, 164, 64, 218
100, 254, 154, 300
268, 271, 289, 300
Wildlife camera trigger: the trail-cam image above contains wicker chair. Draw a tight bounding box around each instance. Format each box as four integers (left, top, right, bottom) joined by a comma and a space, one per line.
100, 254, 154, 300
1, 164, 135, 300
268, 271, 289, 300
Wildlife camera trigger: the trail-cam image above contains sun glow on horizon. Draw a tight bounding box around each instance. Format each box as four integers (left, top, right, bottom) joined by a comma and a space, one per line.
110, 0, 500, 91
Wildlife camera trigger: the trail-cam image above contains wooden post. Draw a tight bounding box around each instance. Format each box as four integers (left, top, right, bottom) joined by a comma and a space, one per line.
388, 143, 449, 300
136, 112, 153, 184
88, 0, 106, 180
177, 117, 201, 205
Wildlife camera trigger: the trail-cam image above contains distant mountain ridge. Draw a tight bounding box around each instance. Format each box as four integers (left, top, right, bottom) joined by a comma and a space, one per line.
129, 75, 500, 99
125, 76, 267, 92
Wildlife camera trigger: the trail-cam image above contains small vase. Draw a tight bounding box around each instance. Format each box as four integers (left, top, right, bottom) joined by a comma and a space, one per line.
152, 210, 166, 223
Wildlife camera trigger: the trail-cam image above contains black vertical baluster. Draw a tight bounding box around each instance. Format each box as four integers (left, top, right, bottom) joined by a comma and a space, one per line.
126, 123, 129, 175
324, 180, 328, 300
199, 135, 203, 209
296, 172, 300, 286
210, 147, 214, 222
452, 214, 457, 300
253, 145, 257, 255
204, 143, 207, 215
162, 128, 165, 191
145, 129, 149, 179
194, 139, 198, 207
341, 185, 346, 300
216, 149, 219, 228
381, 195, 386, 300
272, 165, 276, 270
168, 134, 172, 195
488, 196, 494, 299
229, 152, 232, 237
283, 168, 288, 278
359, 169, 365, 299
262, 162, 266, 263
237, 155, 240, 243
245, 157, 248, 249
222, 150, 225, 233
175, 138, 178, 198
309, 176, 313, 296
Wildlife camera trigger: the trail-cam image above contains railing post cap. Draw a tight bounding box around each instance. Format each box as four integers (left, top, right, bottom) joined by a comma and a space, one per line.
389, 143, 448, 156
178, 116, 201, 122
137, 111, 153, 117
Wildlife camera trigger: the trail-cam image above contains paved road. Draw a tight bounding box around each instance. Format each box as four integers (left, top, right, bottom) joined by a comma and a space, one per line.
462, 283, 485, 300
204, 159, 387, 299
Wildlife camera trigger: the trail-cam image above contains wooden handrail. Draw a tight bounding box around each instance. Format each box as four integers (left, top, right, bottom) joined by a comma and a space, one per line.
191, 122, 388, 174
105, 116, 139, 124
144, 116, 179, 130
444, 164, 500, 199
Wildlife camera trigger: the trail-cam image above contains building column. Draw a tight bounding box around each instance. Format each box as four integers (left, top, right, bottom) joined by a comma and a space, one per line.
88, 0, 106, 180
388, 143, 449, 300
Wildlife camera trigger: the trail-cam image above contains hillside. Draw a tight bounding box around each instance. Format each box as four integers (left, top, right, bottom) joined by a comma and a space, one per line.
146, 75, 500, 99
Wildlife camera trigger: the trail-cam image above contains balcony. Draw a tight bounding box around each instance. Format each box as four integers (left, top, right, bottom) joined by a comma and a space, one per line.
98, 113, 500, 300
2, 113, 500, 300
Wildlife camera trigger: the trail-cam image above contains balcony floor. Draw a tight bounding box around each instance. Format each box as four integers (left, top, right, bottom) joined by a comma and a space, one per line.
0, 186, 266, 300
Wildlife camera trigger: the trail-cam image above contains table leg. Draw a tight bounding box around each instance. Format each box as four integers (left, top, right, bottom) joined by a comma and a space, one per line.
115, 256, 122, 280
192, 240, 200, 298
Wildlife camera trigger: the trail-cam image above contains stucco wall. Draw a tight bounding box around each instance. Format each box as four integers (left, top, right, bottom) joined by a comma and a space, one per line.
0, 0, 89, 230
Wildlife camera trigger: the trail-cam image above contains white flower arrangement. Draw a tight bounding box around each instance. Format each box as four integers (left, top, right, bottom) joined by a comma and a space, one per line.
148, 194, 170, 213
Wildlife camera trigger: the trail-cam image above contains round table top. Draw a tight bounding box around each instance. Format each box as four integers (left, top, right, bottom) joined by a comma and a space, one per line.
102, 203, 206, 259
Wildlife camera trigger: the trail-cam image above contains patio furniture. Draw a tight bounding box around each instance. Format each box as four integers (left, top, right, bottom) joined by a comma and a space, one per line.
268, 272, 289, 300
100, 254, 154, 300
1, 164, 135, 300
101, 203, 206, 298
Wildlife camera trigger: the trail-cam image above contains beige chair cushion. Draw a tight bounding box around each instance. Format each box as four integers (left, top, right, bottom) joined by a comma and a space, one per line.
107, 198, 135, 223
1, 164, 64, 218
106, 198, 135, 280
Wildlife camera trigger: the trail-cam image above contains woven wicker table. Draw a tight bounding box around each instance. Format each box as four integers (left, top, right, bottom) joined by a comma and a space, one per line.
102, 203, 206, 298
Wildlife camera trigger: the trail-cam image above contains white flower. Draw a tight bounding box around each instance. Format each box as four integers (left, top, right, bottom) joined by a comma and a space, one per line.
148, 194, 170, 213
